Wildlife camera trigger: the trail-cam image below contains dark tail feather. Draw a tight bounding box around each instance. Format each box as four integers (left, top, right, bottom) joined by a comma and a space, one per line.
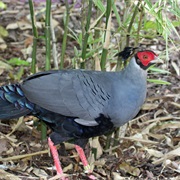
0, 99, 30, 119
0, 84, 32, 120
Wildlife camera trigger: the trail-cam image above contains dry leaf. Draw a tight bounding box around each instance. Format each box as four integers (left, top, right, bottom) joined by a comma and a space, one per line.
172, 61, 180, 76
142, 103, 159, 110
32, 167, 48, 178
0, 68, 4, 75
144, 147, 164, 158
153, 147, 180, 165
0, 43, 7, 50
0, 61, 12, 70
112, 172, 125, 180
0, 139, 8, 154
63, 163, 73, 173
0, 169, 21, 180
119, 162, 140, 176
6, 22, 18, 29
17, 21, 32, 30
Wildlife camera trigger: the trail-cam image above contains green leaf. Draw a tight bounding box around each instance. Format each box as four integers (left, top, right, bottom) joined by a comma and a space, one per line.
0, 1, 7, 9
144, 21, 157, 30
74, 46, 80, 57
172, 20, 180, 27
16, 66, 24, 80
93, 0, 105, 13
38, 35, 46, 40
147, 79, 171, 85
149, 67, 170, 74
8, 66, 24, 80
7, 58, 30, 66
0, 26, 8, 37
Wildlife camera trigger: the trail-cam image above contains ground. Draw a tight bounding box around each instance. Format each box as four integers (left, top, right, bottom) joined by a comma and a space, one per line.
0, 1, 180, 180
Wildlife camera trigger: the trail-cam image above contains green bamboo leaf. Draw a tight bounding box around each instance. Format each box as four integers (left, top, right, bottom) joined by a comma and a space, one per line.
16, 66, 24, 80
0, 1, 7, 9
8, 58, 30, 66
149, 67, 170, 74
93, 0, 105, 12
147, 79, 171, 85
0, 26, 8, 37
144, 21, 157, 30
172, 20, 180, 27
112, 1, 121, 26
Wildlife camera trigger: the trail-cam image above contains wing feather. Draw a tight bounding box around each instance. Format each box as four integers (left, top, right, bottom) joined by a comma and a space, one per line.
21, 70, 111, 125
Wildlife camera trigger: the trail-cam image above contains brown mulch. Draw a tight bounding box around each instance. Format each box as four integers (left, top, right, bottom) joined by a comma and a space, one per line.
0, 1, 179, 179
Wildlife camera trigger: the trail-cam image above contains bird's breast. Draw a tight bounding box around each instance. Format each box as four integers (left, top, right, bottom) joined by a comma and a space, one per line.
106, 78, 147, 127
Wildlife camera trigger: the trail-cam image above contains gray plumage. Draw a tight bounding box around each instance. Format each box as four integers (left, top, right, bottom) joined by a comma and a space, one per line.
21, 57, 147, 127
0, 48, 157, 147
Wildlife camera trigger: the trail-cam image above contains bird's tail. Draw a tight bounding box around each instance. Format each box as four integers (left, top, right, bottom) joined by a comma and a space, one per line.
0, 84, 32, 120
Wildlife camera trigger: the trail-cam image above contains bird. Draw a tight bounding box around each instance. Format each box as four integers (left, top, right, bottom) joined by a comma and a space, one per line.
0, 47, 158, 179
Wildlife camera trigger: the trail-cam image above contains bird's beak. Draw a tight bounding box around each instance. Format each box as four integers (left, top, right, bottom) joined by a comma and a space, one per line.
151, 56, 163, 64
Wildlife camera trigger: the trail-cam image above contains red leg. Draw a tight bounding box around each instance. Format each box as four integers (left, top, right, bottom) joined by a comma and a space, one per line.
48, 137, 68, 180
75, 145, 96, 179
75, 145, 90, 171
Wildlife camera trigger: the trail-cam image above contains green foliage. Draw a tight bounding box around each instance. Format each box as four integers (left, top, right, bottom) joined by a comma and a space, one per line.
143, 21, 157, 31
9, 66, 24, 81
143, 0, 180, 44
93, 0, 105, 13
149, 66, 171, 74
66, 0, 179, 71
7, 58, 30, 66
0, 1, 7, 9
147, 79, 171, 85
0, 26, 8, 37
68, 30, 102, 58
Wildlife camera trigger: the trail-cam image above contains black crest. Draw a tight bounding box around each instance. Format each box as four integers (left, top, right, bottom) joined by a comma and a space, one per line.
116, 47, 138, 61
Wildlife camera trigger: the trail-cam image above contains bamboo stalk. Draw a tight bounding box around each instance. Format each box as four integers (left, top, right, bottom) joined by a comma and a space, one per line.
100, 0, 112, 71
60, 0, 70, 69
126, 0, 141, 46
45, 0, 51, 71
50, 13, 59, 69
81, 0, 93, 69
135, 3, 144, 46
28, 0, 38, 74
41, 0, 52, 141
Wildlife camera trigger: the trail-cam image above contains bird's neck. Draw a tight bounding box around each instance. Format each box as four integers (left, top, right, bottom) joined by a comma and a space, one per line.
122, 57, 147, 80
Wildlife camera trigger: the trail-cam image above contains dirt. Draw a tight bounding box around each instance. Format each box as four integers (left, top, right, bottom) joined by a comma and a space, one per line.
0, 1, 179, 180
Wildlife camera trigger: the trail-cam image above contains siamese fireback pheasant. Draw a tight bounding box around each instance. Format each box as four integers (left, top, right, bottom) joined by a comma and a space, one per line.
0, 47, 158, 179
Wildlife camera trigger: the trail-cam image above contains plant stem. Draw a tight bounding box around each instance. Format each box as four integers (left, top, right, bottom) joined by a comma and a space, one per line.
28, 0, 38, 74
126, 0, 141, 47
81, 0, 93, 69
45, 0, 51, 71
94, 6, 102, 71
112, 0, 121, 27
135, 3, 144, 46
60, 0, 70, 69
41, 0, 52, 141
50, 13, 58, 69
100, 0, 112, 71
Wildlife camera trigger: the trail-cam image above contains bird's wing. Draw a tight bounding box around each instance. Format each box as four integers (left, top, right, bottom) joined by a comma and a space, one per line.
21, 70, 111, 126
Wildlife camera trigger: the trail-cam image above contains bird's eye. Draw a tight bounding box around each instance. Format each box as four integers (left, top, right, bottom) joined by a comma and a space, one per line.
143, 55, 148, 59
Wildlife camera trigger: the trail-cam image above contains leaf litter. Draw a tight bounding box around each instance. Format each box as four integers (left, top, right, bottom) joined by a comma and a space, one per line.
0, 0, 179, 179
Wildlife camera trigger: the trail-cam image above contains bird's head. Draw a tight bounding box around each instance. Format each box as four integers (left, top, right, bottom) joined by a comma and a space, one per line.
117, 47, 159, 70
135, 50, 158, 70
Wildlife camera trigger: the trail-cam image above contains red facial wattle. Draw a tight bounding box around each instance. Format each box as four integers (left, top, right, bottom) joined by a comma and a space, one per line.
137, 51, 157, 66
